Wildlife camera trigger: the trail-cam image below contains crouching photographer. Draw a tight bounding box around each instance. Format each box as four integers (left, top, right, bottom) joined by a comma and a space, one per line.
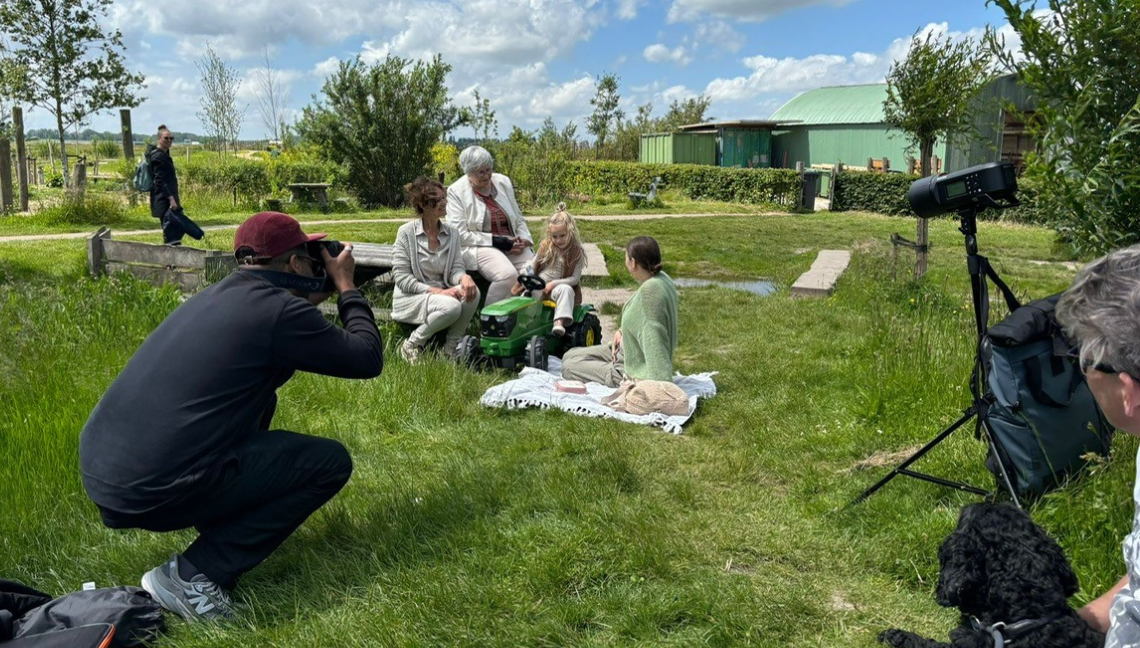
79, 211, 384, 623
1054, 245, 1140, 644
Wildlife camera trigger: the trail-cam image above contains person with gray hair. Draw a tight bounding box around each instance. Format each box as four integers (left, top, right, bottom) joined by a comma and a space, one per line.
1055, 244, 1140, 647
446, 145, 534, 305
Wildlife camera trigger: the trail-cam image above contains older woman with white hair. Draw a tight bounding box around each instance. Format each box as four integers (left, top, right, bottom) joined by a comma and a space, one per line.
446, 145, 534, 305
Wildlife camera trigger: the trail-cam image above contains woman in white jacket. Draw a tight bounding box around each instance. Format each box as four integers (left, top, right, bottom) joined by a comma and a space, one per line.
446, 146, 534, 305
392, 176, 479, 363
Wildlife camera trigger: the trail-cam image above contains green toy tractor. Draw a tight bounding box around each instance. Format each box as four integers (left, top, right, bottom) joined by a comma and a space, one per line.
459, 274, 602, 371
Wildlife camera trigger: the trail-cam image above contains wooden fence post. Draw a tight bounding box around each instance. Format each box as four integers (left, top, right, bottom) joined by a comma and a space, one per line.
906, 156, 916, 175
87, 227, 111, 277
13, 107, 27, 211
74, 156, 87, 197
0, 138, 12, 211
120, 109, 134, 161
882, 157, 890, 172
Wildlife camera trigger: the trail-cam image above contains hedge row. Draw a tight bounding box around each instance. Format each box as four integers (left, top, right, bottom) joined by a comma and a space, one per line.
565, 161, 802, 207
831, 170, 1046, 223
177, 158, 344, 200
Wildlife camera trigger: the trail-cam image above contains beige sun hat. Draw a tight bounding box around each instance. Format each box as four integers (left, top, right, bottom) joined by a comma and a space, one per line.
603, 380, 690, 416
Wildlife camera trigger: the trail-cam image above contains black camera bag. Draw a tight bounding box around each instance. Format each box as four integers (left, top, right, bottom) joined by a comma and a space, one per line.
979, 293, 1113, 498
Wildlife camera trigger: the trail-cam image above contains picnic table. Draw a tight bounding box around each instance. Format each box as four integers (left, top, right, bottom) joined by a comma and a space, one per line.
287, 183, 331, 210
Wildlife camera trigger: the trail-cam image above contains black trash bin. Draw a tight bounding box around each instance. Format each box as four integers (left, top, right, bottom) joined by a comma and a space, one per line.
800, 170, 822, 211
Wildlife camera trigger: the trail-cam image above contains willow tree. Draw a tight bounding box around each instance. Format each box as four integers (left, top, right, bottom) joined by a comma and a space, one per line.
883, 30, 992, 278
0, 0, 145, 186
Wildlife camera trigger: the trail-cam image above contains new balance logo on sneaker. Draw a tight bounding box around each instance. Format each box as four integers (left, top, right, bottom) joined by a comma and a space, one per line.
141, 554, 235, 622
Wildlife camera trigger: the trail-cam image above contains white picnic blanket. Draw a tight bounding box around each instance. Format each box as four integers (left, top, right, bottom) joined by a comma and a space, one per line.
479, 357, 718, 434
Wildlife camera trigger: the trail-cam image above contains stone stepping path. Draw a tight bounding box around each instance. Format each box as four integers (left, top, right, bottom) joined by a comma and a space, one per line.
790, 250, 851, 297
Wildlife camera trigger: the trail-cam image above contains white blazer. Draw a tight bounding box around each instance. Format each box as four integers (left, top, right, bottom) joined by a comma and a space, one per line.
446, 173, 533, 270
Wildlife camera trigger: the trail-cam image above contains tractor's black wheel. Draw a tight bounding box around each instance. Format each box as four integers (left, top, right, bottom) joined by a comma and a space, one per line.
459, 334, 482, 368
569, 313, 603, 349
524, 335, 548, 371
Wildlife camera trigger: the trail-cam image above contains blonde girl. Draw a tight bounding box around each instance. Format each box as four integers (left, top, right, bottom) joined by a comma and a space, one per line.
514, 202, 587, 335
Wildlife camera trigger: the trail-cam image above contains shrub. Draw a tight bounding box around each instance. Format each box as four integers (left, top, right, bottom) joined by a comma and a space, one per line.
43, 169, 64, 188
565, 161, 801, 208
92, 139, 122, 159
34, 193, 127, 226
831, 170, 1048, 223
832, 171, 920, 216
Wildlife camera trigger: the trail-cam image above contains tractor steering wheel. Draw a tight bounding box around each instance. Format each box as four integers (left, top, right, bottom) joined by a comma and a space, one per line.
517, 274, 546, 292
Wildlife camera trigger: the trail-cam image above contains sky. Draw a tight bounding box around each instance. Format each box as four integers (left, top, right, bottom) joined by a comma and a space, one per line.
24, 0, 1023, 140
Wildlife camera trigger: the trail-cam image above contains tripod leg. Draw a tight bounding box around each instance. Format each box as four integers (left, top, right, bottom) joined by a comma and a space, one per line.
980, 419, 1022, 508
850, 408, 977, 506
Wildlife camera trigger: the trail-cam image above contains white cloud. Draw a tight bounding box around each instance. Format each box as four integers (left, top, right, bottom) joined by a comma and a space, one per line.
667, 0, 857, 24
528, 75, 596, 117
614, 0, 644, 19
693, 20, 745, 53
311, 57, 342, 78
643, 43, 692, 66
661, 84, 697, 105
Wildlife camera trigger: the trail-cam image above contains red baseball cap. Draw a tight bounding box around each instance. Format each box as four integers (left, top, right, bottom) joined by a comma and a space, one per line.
234, 211, 326, 258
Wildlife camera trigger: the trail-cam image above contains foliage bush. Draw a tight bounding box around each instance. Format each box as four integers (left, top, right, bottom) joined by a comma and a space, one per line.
832, 171, 920, 216
992, 0, 1140, 256
92, 139, 121, 159
565, 161, 801, 207
43, 169, 63, 188
831, 170, 1047, 223
34, 193, 127, 226
177, 155, 342, 202
298, 54, 463, 208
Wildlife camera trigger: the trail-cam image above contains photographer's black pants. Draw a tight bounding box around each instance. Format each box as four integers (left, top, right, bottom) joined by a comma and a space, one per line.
100, 430, 352, 590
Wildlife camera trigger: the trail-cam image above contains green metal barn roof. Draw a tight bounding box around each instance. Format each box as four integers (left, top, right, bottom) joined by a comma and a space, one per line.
770, 84, 889, 125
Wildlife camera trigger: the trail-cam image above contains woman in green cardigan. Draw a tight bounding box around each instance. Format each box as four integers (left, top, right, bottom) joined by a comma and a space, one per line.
561, 236, 678, 387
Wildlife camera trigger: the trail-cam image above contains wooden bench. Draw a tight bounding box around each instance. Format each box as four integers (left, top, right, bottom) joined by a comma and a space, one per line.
287, 183, 331, 210
87, 228, 237, 291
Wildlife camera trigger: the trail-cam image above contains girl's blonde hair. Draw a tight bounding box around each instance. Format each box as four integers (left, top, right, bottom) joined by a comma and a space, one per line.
534, 202, 586, 274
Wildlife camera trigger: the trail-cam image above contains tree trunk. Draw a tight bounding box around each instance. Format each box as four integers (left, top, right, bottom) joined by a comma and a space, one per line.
915, 138, 935, 279
56, 111, 70, 188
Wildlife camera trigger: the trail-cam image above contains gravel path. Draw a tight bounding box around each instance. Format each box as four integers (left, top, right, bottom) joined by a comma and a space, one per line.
0, 212, 780, 244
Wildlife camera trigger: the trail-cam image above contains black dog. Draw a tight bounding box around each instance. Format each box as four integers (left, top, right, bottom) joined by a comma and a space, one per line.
879, 502, 1104, 648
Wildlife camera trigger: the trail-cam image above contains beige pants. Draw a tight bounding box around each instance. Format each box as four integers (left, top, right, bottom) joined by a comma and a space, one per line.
560, 344, 624, 388
406, 293, 479, 351
530, 284, 575, 322
478, 246, 535, 306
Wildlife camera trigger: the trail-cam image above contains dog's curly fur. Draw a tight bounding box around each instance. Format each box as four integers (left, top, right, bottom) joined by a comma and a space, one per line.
879, 502, 1104, 648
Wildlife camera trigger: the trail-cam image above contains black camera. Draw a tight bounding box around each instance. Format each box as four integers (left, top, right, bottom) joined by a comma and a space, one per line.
907, 162, 1019, 218
306, 239, 346, 270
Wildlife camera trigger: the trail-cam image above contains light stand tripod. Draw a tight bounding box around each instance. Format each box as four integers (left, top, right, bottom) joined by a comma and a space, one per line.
852, 203, 1022, 508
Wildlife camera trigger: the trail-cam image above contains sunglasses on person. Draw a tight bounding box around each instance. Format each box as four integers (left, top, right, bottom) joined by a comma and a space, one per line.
1064, 346, 1119, 375
161, 136, 175, 142
423, 195, 446, 208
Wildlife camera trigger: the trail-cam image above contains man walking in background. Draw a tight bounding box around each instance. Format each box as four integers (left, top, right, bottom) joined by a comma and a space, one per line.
147, 125, 183, 245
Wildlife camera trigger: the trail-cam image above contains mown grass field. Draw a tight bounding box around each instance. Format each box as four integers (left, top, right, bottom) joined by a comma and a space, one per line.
0, 209, 1132, 647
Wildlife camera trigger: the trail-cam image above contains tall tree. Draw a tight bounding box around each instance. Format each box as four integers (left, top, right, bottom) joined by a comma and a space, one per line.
196, 44, 245, 154
990, 0, 1140, 256
0, 0, 144, 186
659, 95, 713, 131
587, 72, 623, 157
253, 46, 289, 144
883, 29, 992, 278
468, 89, 497, 144
297, 54, 464, 207
613, 102, 654, 161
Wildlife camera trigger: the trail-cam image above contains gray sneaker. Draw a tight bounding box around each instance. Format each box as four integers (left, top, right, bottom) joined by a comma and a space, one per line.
141, 555, 235, 622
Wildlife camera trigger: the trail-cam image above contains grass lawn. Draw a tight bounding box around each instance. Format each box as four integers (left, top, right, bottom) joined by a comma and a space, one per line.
0, 209, 1132, 647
